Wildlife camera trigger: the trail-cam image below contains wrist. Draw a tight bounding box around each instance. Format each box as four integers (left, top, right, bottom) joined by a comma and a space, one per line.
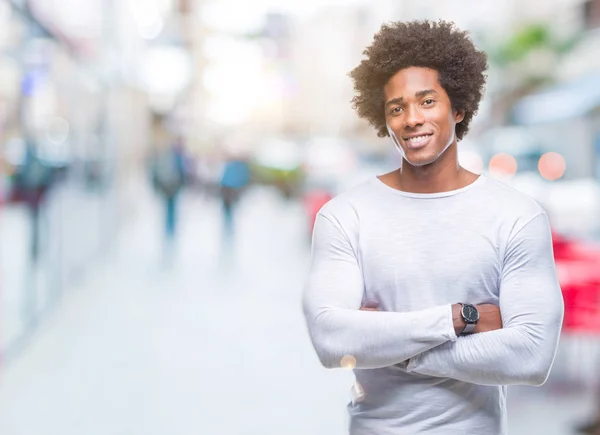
451, 304, 466, 335
472, 304, 485, 333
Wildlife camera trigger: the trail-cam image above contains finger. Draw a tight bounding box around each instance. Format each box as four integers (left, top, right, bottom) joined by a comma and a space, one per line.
361, 302, 380, 310
360, 307, 379, 311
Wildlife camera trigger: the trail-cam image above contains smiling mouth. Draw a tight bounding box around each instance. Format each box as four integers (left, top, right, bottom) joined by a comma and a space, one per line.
403, 134, 433, 148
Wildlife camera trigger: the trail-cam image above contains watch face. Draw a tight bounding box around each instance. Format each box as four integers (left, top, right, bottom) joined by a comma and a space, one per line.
462, 304, 479, 323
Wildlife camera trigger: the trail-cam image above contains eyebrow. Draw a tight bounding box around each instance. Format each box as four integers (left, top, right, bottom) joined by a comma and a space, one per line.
384, 89, 439, 109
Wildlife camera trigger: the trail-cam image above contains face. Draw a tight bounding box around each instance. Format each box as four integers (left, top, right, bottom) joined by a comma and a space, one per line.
384, 67, 464, 167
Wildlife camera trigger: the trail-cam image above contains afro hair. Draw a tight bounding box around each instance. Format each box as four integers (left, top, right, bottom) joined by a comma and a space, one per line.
349, 20, 487, 140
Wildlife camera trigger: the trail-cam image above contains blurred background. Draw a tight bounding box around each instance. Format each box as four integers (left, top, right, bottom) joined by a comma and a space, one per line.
1, 0, 600, 433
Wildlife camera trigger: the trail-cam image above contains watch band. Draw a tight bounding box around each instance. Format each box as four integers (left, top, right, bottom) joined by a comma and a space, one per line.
462, 322, 476, 334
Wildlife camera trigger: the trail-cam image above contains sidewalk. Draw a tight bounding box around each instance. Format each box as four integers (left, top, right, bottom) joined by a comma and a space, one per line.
0, 182, 116, 355
0, 186, 353, 435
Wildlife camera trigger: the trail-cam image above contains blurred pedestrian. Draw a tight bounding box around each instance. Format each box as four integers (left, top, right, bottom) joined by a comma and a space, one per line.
219, 156, 250, 236
576, 414, 600, 434
151, 136, 187, 249
575, 389, 600, 434
12, 141, 54, 262
302, 183, 333, 237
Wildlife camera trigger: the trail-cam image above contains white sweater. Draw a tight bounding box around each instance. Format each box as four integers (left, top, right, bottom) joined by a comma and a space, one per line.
302, 175, 564, 435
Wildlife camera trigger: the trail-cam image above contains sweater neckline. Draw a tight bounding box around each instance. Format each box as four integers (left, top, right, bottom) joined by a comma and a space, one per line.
372, 174, 486, 199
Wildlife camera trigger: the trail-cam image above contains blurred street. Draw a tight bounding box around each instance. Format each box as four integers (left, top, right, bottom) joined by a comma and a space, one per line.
0, 182, 596, 435
2, 0, 600, 433
0, 183, 355, 435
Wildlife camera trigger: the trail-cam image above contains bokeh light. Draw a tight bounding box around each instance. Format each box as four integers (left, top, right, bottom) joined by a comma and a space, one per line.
488, 153, 518, 178
458, 150, 484, 174
538, 152, 566, 181
340, 355, 357, 369
45, 116, 70, 145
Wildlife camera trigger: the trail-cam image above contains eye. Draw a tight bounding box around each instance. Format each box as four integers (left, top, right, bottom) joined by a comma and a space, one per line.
423, 99, 435, 106
390, 106, 403, 115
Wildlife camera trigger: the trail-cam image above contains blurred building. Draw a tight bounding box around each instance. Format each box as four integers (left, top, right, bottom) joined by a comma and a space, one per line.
0, 0, 197, 360
3, 0, 600, 362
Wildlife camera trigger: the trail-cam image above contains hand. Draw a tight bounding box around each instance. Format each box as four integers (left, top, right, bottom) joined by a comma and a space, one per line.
473, 304, 503, 333
360, 302, 379, 312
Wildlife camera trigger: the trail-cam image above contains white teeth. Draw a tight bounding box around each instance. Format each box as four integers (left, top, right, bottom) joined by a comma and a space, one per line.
407, 135, 430, 142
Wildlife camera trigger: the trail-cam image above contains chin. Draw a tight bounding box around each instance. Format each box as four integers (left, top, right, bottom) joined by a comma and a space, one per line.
403, 152, 440, 167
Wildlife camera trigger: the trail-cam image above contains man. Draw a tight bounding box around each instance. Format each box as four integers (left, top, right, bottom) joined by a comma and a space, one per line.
219, 155, 251, 235
302, 20, 564, 435
151, 136, 187, 247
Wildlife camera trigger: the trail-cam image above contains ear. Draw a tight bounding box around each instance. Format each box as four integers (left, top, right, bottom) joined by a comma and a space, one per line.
454, 110, 465, 124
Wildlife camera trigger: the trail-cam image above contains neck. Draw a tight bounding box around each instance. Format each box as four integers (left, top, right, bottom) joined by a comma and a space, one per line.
393, 143, 474, 194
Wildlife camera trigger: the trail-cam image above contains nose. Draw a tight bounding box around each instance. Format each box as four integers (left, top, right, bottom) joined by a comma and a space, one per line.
403, 105, 425, 129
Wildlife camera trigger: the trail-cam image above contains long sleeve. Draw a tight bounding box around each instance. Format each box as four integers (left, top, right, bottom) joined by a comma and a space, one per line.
302, 212, 457, 370
407, 212, 564, 386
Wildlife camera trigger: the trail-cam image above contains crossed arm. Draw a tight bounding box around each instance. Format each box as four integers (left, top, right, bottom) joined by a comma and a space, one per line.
302, 212, 564, 386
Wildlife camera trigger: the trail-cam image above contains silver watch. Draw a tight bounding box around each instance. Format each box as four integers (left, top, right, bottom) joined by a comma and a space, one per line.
460, 303, 479, 335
